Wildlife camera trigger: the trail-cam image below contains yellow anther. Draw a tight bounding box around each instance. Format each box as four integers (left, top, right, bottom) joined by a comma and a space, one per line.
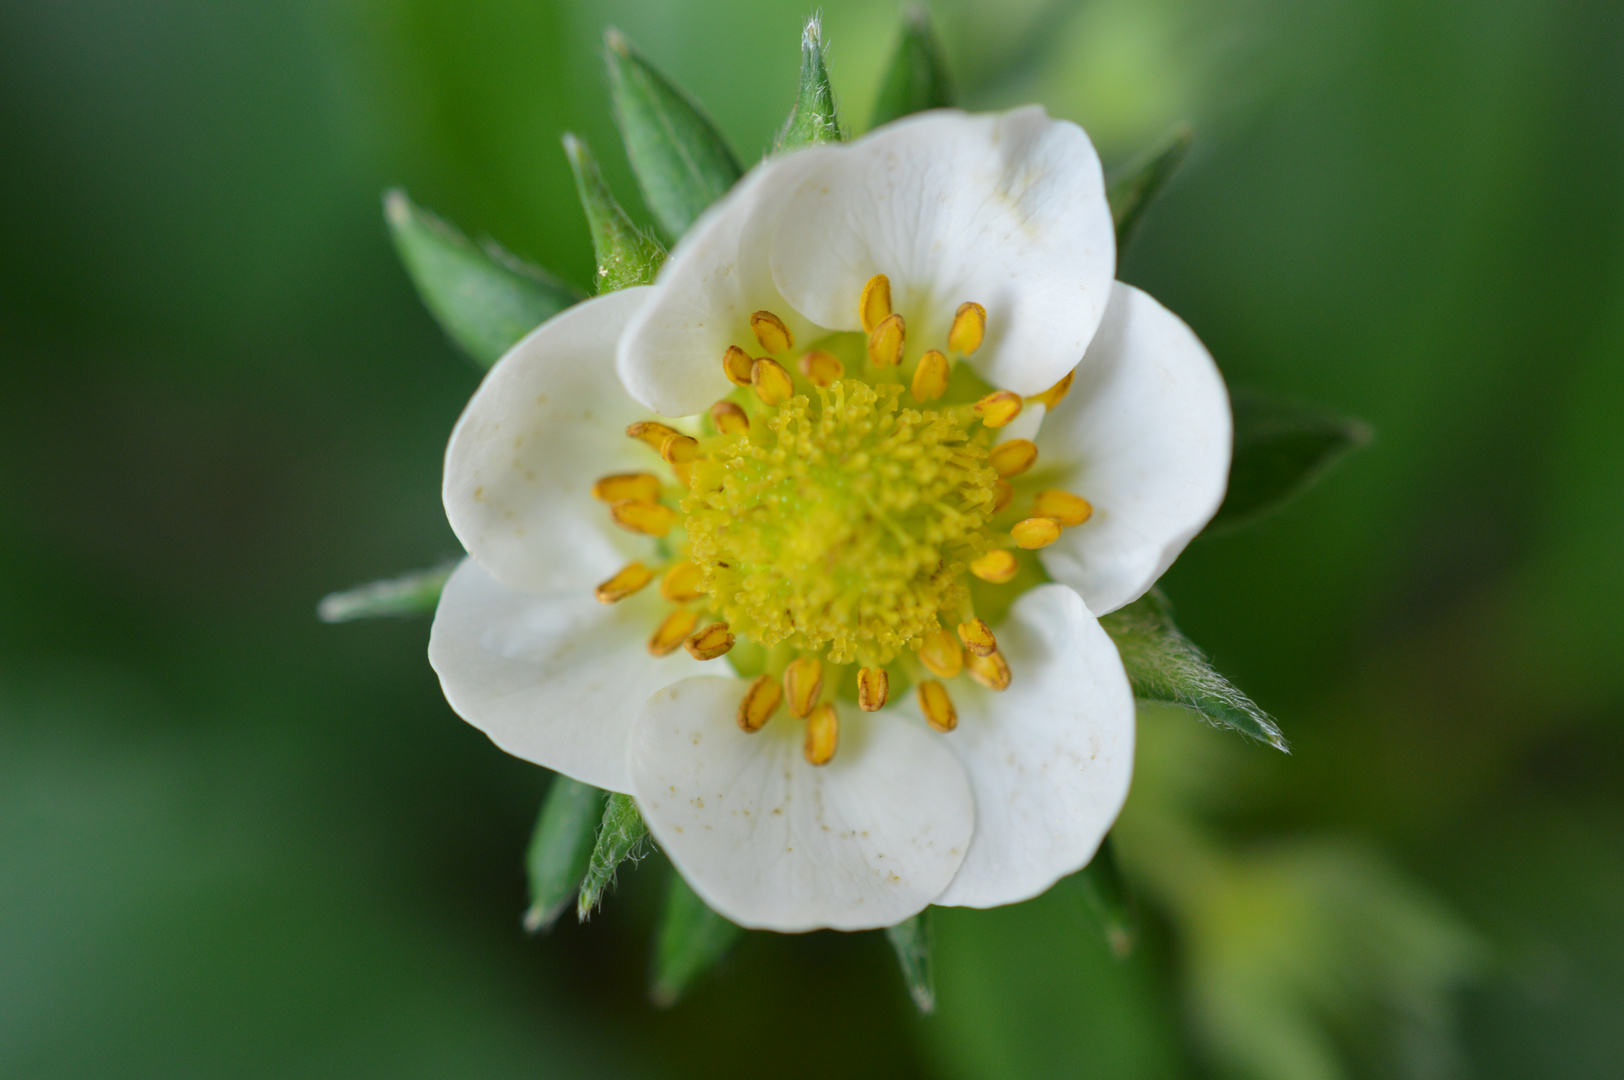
737, 674, 783, 732
751, 357, 794, 406
992, 479, 1014, 514
857, 667, 889, 712
723, 345, 754, 386
610, 499, 677, 537
660, 433, 698, 465
685, 621, 735, 661
804, 702, 839, 766
660, 561, 706, 603
648, 607, 699, 656
594, 561, 654, 604
969, 549, 1019, 584
750, 310, 793, 354
988, 439, 1038, 479
1032, 489, 1093, 527
627, 420, 682, 451
948, 301, 987, 356
592, 472, 661, 503
859, 274, 892, 333
918, 680, 958, 732
918, 628, 964, 679
1029, 370, 1075, 409
1012, 517, 1062, 549
798, 349, 843, 388
974, 390, 1023, 429
966, 648, 1011, 691
957, 617, 997, 657
784, 656, 824, 720
867, 312, 906, 367
911, 349, 949, 402
710, 400, 749, 434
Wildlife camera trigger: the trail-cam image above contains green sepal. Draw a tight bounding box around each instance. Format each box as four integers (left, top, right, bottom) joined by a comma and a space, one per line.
1061, 836, 1135, 958
884, 909, 936, 1013
649, 870, 744, 1008
522, 777, 606, 933
605, 28, 743, 240
1101, 589, 1289, 753
870, 4, 955, 129
577, 791, 650, 921
774, 17, 844, 151
1106, 125, 1193, 251
383, 190, 581, 368
1209, 389, 1372, 532
562, 133, 666, 293
316, 562, 455, 623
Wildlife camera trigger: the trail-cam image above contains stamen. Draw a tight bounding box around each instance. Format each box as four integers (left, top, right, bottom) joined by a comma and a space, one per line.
804, 702, 839, 766
660, 433, 699, 465
798, 349, 843, 388
1011, 518, 1062, 549
660, 561, 706, 602
751, 357, 794, 406
969, 549, 1019, 584
857, 667, 889, 712
867, 313, 906, 367
685, 622, 735, 660
859, 274, 892, 333
723, 345, 754, 386
610, 499, 677, 537
992, 479, 1014, 513
750, 310, 793, 354
594, 561, 654, 603
648, 608, 699, 656
1031, 489, 1093, 527
948, 302, 987, 356
974, 390, 1023, 429
957, 617, 997, 657
711, 400, 750, 434
987, 439, 1037, 479
737, 674, 782, 732
627, 420, 682, 451
966, 648, 1012, 691
784, 656, 823, 720
918, 680, 958, 732
1029, 370, 1075, 409
592, 472, 661, 503
911, 349, 949, 402
919, 628, 964, 679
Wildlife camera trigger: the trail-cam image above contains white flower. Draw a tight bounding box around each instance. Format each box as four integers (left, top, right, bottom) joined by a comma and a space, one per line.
429, 107, 1232, 932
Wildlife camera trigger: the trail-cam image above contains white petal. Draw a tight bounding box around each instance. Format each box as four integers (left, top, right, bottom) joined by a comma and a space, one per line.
629, 677, 974, 932
428, 558, 706, 793
1036, 283, 1232, 614
769, 107, 1115, 395
444, 288, 658, 594
617, 150, 838, 417
929, 584, 1135, 908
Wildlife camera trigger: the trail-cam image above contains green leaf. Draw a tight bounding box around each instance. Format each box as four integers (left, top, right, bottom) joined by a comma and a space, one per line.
884, 909, 936, 1013
870, 4, 955, 129
1211, 389, 1372, 532
774, 16, 844, 152
1106, 125, 1193, 251
522, 778, 606, 933
648, 871, 743, 1008
383, 190, 581, 368
316, 562, 455, 623
561, 133, 666, 293
576, 791, 650, 921
1061, 836, 1135, 959
604, 28, 743, 241
1101, 589, 1289, 752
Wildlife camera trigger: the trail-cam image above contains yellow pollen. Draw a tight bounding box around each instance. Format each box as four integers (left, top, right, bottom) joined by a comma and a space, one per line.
648, 608, 699, 656
685, 622, 735, 660
804, 702, 839, 765
867, 313, 906, 367
988, 439, 1038, 479
966, 648, 1011, 691
592, 472, 661, 503
723, 345, 754, 386
919, 628, 964, 679
992, 479, 1014, 513
1012, 517, 1062, 549
957, 617, 997, 657
750, 310, 794, 353
594, 561, 654, 603
751, 357, 794, 406
969, 549, 1019, 583
948, 302, 986, 356
627, 420, 681, 451
711, 400, 749, 434
1032, 489, 1093, 527
660, 433, 698, 464
912, 350, 949, 402
918, 680, 958, 732
1029, 370, 1075, 409
798, 349, 844, 388
610, 499, 677, 537
856, 667, 889, 712
660, 561, 706, 603
859, 274, 892, 333
784, 657, 824, 720
737, 674, 782, 732
974, 390, 1023, 429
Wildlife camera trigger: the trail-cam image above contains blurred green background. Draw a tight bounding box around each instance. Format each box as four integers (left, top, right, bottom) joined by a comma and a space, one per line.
3, 0, 1621, 1076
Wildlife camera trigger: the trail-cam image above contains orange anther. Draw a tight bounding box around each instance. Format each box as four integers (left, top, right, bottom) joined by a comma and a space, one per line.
647, 608, 699, 656
609, 499, 676, 537
859, 274, 892, 334
948, 301, 987, 356
784, 656, 824, 719
957, 617, 997, 657
659, 561, 705, 603
974, 390, 1023, 429
804, 702, 839, 765
918, 680, 958, 732
594, 562, 654, 604
751, 357, 794, 406
911, 349, 949, 402
710, 400, 749, 434
867, 313, 906, 367
987, 439, 1038, 479
857, 667, 889, 712
918, 628, 963, 679
722, 345, 754, 386
749, 310, 793, 354
626, 420, 681, 451
660, 433, 698, 464
969, 549, 1019, 584
591, 472, 661, 503
1032, 489, 1093, 527
737, 674, 782, 732
684, 622, 735, 661
966, 649, 1011, 691
1012, 517, 1062, 549
1029, 370, 1075, 409
798, 349, 843, 388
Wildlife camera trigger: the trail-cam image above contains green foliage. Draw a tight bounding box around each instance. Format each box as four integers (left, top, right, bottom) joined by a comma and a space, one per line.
383, 190, 581, 368
562, 133, 666, 293
605, 28, 743, 241
523, 777, 606, 933
775, 17, 844, 151
1102, 590, 1289, 752
649, 871, 744, 1008
1063, 837, 1136, 959
871, 5, 955, 129
1106, 125, 1193, 251
884, 909, 936, 1013
577, 792, 650, 921
316, 562, 454, 623
1211, 390, 1371, 532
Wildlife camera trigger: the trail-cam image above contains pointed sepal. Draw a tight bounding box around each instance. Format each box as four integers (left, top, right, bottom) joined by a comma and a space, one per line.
1209, 390, 1372, 532
1106, 125, 1193, 251
317, 562, 454, 623
870, 4, 955, 129
649, 870, 744, 1007
775, 16, 844, 151
562, 133, 666, 293
884, 909, 936, 1013
576, 791, 650, 921
1061, 836, 1135, 958
522, 777, 606, 933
